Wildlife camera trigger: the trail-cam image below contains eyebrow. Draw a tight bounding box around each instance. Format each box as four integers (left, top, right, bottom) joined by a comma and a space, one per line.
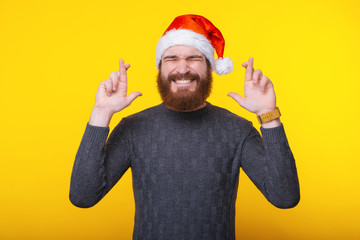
163, 55, 178, 60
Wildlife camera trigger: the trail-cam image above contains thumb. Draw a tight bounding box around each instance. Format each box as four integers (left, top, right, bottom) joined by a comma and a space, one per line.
227, 92, 246, 108
126, 91, 142, 104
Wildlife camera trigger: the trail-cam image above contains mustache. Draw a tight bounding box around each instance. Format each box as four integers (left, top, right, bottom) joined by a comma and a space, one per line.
168, 72, 200, 82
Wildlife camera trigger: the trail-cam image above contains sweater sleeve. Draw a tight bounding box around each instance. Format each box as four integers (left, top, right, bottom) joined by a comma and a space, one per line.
240, 123, 300, 209
69, 118, 133, 208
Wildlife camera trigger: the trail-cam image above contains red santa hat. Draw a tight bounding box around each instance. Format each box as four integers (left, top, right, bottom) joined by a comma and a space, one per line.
156, 14, 234, 76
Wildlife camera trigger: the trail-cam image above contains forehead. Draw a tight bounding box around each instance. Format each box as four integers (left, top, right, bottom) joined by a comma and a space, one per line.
162, 45, 205, 58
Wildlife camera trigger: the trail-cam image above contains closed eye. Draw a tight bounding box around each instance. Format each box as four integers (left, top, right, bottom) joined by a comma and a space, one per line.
163, 56, 178, 62
162, 55, 204, 63
187, 55, 203, 61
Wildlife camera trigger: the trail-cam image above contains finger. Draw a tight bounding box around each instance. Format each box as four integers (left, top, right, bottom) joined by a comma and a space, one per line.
245, 57, 254, 82
253, 69, 263, 84
104, 79, 113, 96
109, 71, 118, 91
119, 59, 128, 84
259, 76, 270, 91
227, 92, 246, 108
99, 80, 107, 92
242, 62, 248, 68
126, 91, 142, 105
125, 63, 131, 70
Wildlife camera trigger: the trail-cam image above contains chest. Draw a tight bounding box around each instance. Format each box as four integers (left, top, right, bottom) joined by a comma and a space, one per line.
130, 120, 240, 183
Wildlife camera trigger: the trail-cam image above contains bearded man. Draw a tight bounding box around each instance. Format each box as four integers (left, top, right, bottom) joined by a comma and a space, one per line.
70, 15, 300, 240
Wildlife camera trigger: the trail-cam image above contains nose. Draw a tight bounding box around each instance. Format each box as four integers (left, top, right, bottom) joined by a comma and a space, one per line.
176, 59, 190, 74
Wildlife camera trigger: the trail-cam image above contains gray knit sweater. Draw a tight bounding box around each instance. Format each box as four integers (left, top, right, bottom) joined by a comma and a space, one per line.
69, 102, 300, 240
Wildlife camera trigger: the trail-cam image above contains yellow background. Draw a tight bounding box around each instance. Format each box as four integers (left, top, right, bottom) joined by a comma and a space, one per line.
1, 0, 359, 239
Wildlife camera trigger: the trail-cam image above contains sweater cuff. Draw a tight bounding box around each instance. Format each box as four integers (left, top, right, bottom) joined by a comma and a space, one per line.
260, 123, 287, 143
83, 122, 110, 144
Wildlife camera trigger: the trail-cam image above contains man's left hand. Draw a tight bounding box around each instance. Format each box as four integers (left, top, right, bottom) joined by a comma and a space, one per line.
228, 57, 276, 116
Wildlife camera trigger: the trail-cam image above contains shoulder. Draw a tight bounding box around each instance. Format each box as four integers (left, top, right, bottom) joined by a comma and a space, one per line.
125, 104, 163, 120
208, 103, 252, 126
115, 104, 165, 129
203, 103, 255, 138
204, 103, 258, 144
109, 104, 164, 136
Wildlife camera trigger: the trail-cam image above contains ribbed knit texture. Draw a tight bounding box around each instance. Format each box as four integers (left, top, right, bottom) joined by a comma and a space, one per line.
70, 102, 300, 240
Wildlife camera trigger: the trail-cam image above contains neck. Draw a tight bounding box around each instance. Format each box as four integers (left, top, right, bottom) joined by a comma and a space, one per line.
164, 101, 207, 112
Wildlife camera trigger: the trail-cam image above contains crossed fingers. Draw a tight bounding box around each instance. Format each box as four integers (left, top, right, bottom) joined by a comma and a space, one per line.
104, 59, 130, 96
242, 57, 271, 91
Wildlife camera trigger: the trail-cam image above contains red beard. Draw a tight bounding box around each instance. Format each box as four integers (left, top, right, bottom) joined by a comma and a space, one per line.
157, 65, 213, 112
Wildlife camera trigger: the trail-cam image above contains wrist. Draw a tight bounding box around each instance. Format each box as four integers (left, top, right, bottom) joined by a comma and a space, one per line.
256, 107, 281, 128
255, 107, 277, 116
261, 118, 281, 128
89, 108, 114, 127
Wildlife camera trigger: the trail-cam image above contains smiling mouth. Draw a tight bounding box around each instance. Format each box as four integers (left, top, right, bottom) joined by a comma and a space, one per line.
174, 79, 193, 84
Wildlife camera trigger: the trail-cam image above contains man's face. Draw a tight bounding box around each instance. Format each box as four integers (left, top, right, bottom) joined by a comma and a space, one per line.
157, 45, 213, 112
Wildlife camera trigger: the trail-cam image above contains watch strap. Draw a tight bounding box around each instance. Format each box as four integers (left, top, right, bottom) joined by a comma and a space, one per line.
257, 107, 281, 124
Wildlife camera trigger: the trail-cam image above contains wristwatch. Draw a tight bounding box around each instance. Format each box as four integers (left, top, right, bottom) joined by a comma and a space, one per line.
257, 107, 281, 124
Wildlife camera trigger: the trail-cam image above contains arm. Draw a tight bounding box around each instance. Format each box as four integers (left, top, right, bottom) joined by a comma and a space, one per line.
69, 119, 132, 208
228, 57, 300, 208
69, 59, 141, 208
241, 123, 300, 208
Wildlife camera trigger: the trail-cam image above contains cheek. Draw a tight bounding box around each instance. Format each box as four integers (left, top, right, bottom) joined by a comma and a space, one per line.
191, 62, 208, 77
160, 63, 175, 77
160, 71, 167, 81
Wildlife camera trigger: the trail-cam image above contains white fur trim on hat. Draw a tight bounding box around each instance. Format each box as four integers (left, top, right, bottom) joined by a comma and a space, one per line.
156, 29, 215, 70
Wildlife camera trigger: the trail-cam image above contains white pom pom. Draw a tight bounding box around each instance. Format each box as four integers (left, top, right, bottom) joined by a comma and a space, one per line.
215, 57, 234, 76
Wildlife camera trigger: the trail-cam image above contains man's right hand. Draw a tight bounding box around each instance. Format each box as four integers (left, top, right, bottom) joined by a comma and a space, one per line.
89, 59, 142, 127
